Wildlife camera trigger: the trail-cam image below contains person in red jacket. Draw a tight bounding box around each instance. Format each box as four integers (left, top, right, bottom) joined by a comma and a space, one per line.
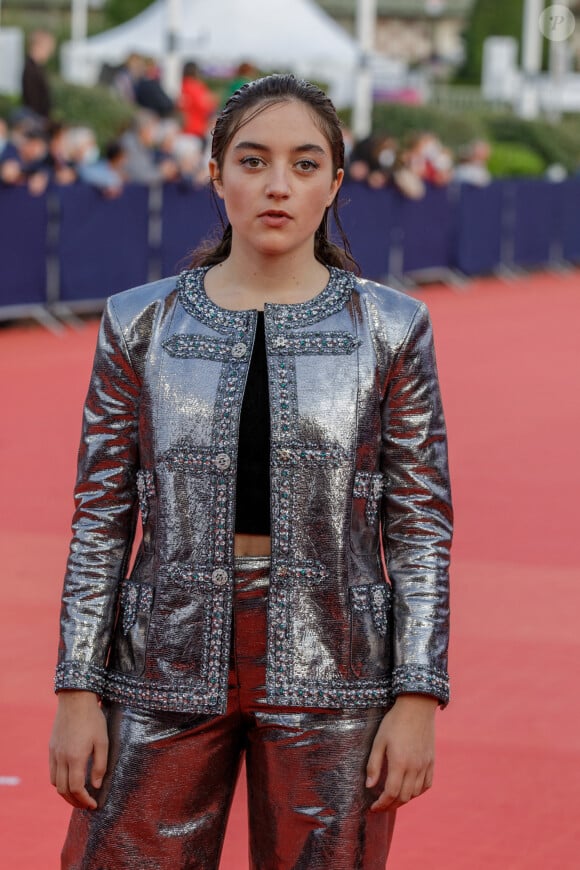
178, 61, 218, 143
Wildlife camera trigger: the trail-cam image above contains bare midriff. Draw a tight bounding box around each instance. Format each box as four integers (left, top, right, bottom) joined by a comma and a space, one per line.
234, 533, 271, 557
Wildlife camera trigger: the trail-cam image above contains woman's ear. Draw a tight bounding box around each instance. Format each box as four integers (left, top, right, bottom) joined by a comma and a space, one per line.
327, 168, 344, 207
209, 159, 224, 199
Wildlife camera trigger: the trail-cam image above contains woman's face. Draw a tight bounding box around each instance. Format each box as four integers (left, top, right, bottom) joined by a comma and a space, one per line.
210, 99, 343, 261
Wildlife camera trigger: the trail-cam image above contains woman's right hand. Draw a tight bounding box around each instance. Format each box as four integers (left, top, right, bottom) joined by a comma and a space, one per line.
49, 690, 109, 810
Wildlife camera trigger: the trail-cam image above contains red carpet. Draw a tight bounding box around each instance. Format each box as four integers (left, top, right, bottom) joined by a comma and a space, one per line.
1, 271, 579, 868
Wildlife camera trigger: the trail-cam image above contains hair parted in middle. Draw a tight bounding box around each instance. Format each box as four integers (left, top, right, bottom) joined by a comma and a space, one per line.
191, 73, 358, 273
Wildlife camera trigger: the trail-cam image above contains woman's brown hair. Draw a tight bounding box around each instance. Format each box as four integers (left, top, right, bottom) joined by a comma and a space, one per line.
190, 73, 358, 273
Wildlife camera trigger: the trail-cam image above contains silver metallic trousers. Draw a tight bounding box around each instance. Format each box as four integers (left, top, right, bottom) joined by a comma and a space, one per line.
62, 557, 395, 869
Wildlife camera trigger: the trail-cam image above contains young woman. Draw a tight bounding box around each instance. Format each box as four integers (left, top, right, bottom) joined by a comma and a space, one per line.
49, 74, 452, 869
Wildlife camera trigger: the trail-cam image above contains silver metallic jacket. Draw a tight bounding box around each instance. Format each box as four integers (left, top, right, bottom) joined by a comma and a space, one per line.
55, 267, 453, 713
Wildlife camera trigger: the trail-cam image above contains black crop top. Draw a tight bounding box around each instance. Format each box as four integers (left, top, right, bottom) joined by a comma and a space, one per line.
235, 311, 271, 534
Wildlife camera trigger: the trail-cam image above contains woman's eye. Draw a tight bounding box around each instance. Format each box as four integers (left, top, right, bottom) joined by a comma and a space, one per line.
241, 156, 263, 168
296, 159, 318, 172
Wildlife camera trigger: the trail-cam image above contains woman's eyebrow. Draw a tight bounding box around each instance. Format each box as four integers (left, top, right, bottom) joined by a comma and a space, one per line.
233, 141, 327, 155
294, 144, 327, 155
233, 141, 268, 152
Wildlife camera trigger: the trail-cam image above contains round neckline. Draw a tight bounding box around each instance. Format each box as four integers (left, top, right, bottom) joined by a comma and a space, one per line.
199, 264, 340, 316
176, 266, 355, 331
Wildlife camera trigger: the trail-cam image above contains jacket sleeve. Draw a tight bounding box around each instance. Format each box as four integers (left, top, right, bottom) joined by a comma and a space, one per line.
54, 298, 141, 696
380, 301, 453, 706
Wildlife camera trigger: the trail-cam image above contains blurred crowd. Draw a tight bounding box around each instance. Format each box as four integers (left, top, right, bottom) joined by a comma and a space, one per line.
1, 29, 492, 200
0, 32, 259, 197
0, 108, 215, 197
0, 111, 492, 201
344, 130, 491, 198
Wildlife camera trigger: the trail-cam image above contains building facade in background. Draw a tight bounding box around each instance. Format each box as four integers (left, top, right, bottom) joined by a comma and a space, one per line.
0, 1, 475, 65
4, 0, 580, 77
318, 0, 475, 66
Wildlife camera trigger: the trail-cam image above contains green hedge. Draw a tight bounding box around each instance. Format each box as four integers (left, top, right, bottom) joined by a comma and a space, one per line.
487, 142, 546, 177
50, 79, 136, 145
0, 93, 18, 119
485, 115, 580, 173
0, 80, 135, 146
371, 102, 486, 151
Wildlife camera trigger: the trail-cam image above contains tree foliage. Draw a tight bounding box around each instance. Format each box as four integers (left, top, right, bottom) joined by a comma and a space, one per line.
487, 142, 546, 177
457, 0, 526, 84
104, 0, 155, 28
372, 102, 486, 150
50, 79, 136, 147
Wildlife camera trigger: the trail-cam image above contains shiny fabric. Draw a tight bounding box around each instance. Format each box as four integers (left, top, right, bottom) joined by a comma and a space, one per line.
55, 267, 453, 713
62, 558, 395, 870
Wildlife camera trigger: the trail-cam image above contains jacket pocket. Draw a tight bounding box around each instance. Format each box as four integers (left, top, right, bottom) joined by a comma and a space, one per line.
350, 471, 384, 555
110, 579, 155, 676
146, 566, 212, 679
349, 582, 392, 679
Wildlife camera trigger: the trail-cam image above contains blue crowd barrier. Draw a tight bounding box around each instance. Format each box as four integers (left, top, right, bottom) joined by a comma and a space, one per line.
557, 178, 580, 264
510, 179, 560, 270
0, 186, 47, 309
398, 185, 456, 275
160, 183, 217, 278
455, 182, 504, 276
1, 177, 578, 320
334, 183, 397, 280
56, 184, 150, 302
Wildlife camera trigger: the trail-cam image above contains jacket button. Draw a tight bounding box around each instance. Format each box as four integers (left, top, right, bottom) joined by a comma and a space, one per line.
214, 453, 231, 471
211, 568, 229, 587
231, 342, 247, 358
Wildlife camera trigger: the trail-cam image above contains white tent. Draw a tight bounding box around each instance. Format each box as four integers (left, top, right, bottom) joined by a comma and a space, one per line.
60, 0, 404, 107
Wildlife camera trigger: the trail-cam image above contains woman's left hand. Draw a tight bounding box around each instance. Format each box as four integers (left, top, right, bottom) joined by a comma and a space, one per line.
366, 693, 439, 811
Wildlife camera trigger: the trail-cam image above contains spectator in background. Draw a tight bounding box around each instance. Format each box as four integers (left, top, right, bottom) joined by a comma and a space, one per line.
135, 57, 175, 119
179, 62, 218, 143
347, 133, 397, 189
13, 127, 51, 195
223, 61, 258, 103
0, 118, 7, 151
22, 29, 56, 121
112, 53, 147, 105
412, 132, 454, 187
172, 134, 207, 187
453, 140, 492, 187
154, 117, 181, 164
392, 136, 427, 200
8, 106, 44, 140
46, 122, 77, 185
78, 140, 127, 198
0, 117, 21, 187
392, 132, 453, 200
153, 118, 208, 188
0, 117, 18, 161
65, 126, 100, 172
121, 110, 178, 184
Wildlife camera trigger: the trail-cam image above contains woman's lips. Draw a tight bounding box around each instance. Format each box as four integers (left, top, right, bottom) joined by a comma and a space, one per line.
259, 210, 292, 227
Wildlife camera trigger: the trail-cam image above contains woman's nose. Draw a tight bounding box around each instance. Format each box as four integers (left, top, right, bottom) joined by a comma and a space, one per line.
265, 166, 291, 197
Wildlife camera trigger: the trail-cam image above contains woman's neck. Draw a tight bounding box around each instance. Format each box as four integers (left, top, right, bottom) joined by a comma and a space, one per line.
204, 248, 330, 311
